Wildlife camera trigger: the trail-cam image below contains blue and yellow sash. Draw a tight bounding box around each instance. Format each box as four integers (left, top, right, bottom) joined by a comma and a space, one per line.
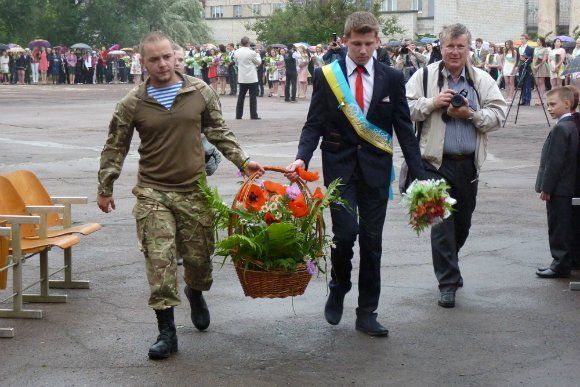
321, 60, 395, 198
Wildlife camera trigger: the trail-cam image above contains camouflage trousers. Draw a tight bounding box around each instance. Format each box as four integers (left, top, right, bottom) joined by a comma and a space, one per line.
132, 185, 215, 310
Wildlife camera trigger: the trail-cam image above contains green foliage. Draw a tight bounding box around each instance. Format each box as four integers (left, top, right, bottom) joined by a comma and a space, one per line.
0, 0, 209, 47
572, 26, 580, 40
382, 15, 406, 41
248, 0, 383, 46
415, 33, 436, 41
199, 177, 346, 272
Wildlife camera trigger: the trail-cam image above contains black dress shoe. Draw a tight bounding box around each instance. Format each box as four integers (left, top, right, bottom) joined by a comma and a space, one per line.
324, 288, 346, 325
438, 290, 456, 308
251, 117, 261, 120
235, 117, 242, 120
535, 268, 570, 278
355, 314, 389, 337
184, 286, 210, 331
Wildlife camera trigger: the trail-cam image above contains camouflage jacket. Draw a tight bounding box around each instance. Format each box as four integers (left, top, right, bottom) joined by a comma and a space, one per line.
97, 74, 248, 196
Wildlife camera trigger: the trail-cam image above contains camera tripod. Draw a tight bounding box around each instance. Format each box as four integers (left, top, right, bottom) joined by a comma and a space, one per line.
503, 59, 551, 128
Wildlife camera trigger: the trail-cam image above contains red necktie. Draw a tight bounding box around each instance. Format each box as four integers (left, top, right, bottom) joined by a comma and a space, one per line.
355, 65, 364, 112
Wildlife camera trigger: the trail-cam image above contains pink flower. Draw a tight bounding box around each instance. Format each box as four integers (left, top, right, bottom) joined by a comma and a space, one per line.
306, 260, 317, 276
285, 184, 301, 200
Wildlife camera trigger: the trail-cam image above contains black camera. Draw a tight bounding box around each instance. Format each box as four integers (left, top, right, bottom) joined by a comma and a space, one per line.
450, 89, 468, 108
400, 45, 409, 55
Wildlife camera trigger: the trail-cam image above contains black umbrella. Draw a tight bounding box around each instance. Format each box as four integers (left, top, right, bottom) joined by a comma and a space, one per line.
271, 43, 287, 49
0, 44, 9, 51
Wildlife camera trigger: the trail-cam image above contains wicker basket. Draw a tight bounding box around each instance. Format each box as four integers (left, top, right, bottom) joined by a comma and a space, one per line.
235, 262, 312, 298
229, 166, 324, 299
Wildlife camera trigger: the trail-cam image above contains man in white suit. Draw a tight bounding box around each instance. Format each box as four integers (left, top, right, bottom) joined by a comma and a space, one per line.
233, 36, 262, 120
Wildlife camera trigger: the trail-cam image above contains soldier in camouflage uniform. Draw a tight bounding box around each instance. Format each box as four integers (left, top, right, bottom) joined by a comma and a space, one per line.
97, 31, 264, 360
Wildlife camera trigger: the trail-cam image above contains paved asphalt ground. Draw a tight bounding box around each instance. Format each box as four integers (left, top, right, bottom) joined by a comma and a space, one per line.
0, 84, 579, 386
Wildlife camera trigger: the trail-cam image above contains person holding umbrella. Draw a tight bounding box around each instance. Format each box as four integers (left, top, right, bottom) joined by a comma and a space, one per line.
31, 48, 40, 84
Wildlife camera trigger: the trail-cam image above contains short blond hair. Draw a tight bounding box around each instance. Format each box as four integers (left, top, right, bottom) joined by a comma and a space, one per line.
343, 12, 380, 38
547, 87, 575, 108
139, 31, 174, 56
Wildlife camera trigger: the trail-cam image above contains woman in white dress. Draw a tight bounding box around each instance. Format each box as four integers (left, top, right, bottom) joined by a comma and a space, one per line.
502, 40, 519, 103
130, 52, 142, 85
549, 38, 566, 89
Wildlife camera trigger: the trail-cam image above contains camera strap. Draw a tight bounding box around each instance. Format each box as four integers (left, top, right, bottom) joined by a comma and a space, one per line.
415, 65, 429, 142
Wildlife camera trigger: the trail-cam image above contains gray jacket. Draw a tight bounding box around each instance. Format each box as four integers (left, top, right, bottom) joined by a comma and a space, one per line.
535, 116, 578, 196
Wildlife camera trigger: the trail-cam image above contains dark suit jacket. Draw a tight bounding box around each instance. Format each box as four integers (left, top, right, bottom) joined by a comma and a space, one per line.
296, 58, 425, 188
535, 116, 579, 196
574, 112, 580, 196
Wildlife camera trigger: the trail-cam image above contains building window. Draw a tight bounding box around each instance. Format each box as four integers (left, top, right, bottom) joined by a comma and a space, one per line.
272, 3, 283, 12
412, 0, 423, 12
428, 0, 434, 16
233, 4, 242, 18
210, 5, 223, 18
382, 0, 397, 12
252, 3, 261, 15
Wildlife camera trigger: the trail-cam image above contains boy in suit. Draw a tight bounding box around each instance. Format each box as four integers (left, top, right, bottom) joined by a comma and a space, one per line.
535, 87, 579, 278
286, 12, 425, 336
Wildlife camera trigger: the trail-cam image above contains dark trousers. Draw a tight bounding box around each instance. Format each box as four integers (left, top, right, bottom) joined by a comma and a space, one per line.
257, 68, 264, 96
572, 204, 580, 268
236, 82, 259, 119
521, 72, 533, 104
425, 157, 478, 291
285, 72, 297, 101
329, 170, 389, 316
228, 66, 237, 95
546, 196, 574, 274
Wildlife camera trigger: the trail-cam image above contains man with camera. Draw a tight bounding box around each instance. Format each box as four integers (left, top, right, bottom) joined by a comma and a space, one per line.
322, 34, 347, 64
405, 23, 506, 308
396, 39, 426, 82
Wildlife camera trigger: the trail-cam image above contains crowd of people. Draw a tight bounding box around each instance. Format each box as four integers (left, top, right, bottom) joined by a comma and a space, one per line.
2, 36, 579, 108
0, 46, 143, 86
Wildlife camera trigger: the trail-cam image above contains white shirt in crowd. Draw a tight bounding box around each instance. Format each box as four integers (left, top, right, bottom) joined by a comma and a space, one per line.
345, 55, 374, 115
233, 46, 261, 84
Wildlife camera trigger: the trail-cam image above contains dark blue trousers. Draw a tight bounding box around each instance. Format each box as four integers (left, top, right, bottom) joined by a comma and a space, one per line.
329, 170, 389, 316
521, 72, 533, 105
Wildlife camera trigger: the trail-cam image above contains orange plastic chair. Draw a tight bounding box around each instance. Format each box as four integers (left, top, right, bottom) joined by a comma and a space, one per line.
4, 170, 101, 290
0, 176, 80, 323
5, 170, 101, 238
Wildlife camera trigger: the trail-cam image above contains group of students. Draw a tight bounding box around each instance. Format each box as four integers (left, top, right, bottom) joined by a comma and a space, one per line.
0, 47, 143, 86
181, 43, 326, 102
535, 85, 580, 278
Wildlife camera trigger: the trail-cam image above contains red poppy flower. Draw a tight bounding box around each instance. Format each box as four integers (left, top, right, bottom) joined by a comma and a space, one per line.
312, 187, 324, 200
264, 212, 279, 224
289, 194, 309, 218
238, 184, 266, 211
296, 167, 319, 182
263, 180, 287, 196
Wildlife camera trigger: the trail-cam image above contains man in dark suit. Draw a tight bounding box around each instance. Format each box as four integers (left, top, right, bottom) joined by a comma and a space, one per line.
535, 87, 578, 278
518, 34, 534, 106
286, 12, 425, 337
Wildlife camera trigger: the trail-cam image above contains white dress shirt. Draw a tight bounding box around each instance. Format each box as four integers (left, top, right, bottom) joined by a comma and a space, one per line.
345, 55, 374, 115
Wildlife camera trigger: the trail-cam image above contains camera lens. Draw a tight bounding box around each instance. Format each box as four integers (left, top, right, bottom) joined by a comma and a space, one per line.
451, 93, 464, 108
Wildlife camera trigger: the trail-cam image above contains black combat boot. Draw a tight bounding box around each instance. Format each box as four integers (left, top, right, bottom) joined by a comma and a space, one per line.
184, 286, 210, 331
148, 307, 178, 360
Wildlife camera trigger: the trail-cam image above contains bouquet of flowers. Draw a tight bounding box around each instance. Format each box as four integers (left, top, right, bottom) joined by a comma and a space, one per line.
184, 56, 196, 68
401, 179, 456, 235
201, 168, 344, 275
220, 53, 232, 66
266, 57, 277, 74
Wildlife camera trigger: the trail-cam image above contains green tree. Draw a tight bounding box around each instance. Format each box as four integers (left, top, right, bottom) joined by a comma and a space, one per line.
248, 0, 382, 46
0, 0, 210, 48
381, 15, 406, 41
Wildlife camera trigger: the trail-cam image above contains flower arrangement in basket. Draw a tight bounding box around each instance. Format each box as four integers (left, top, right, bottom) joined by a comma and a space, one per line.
401, 179, 456, 235
200, 166, 344, 298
